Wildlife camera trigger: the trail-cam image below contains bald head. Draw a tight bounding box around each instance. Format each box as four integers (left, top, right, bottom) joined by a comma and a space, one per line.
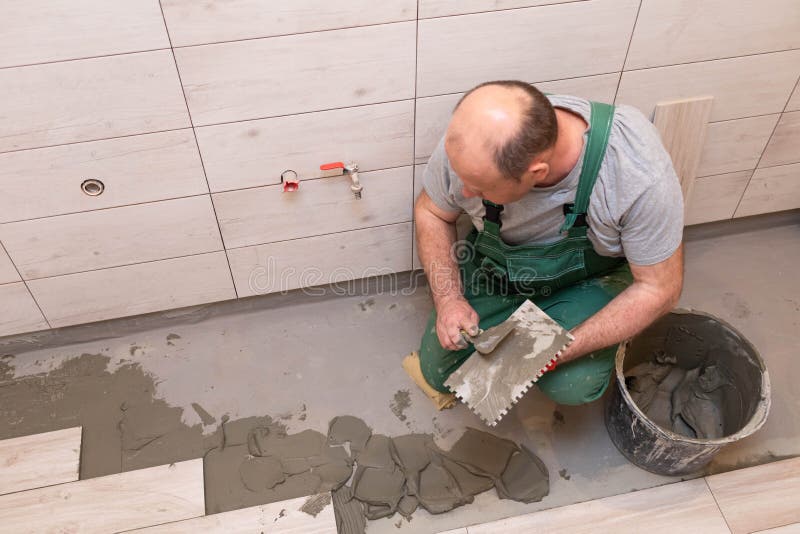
446, 81, 557, 181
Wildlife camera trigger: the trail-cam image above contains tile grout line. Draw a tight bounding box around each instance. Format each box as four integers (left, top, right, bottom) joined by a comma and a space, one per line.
0, 241, 51, 329
156, 0, 239, 298
731, 70, 800, 216
785, 77, 800, 112
0, 47, 171, 72
703, 477, 735, 533
419, 0, 589, 21
411, 0, 421, 269
613, 0, 643, 104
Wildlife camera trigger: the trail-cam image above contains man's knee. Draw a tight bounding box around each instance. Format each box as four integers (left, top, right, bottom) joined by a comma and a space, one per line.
536, 348, 616, 405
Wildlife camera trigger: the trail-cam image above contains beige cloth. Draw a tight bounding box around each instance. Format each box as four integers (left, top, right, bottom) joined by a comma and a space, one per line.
402, 351, 456, 410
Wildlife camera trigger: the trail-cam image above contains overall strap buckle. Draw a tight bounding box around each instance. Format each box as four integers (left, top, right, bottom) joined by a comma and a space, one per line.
482, 200, 504, 228
563, 203, 587, 227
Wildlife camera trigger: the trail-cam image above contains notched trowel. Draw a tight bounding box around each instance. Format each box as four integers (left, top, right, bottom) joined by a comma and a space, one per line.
445, 300, 574, 426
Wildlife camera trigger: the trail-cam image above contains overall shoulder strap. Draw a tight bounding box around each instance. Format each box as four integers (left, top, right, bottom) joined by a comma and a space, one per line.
560, 101, 615, 233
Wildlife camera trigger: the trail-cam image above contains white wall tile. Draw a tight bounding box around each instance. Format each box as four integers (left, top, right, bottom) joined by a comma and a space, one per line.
416, 0, 638, 97
0, 0, 168, 69
685, 171, 752, 225
196, 101, 414, 192
162, 0, 416, 47
0, 51, 190, 153
697, 115, 780, 177
0, 196, 223, 280
228, 223, 412, 297
214, 167, 413, 249
626, 0, 800, 69
0, 245, 20, 285
175, 23, 416, 126
617, 50, 800, 121
0, 283, 49, 337
28, 252, 236, 328
419, 0, 582, 18
0, 130, 208, 224
760, 111, 800, 168
414, 73, 620, 162
735, 162, 800, 218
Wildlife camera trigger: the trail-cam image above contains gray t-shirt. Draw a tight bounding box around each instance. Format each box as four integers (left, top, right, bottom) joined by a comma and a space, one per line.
423, 94, 684, 266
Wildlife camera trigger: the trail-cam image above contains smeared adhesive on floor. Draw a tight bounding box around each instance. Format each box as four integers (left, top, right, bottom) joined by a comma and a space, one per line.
0, 353, 550, 533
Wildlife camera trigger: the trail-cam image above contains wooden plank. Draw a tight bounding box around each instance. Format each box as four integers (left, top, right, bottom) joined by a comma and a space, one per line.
27, 252, 236, 328
0, 0, 169, 69
706, 457, 800, 534
685, 171, 752, 226
0, 427, 81, 496
0, 459, 204, 534
414, 73, 620, 163
760, 111, 800, 168
625, 0, 800, 70
174, 23, 415, 126
468, 479, 731, 534
416, 0, 638, 97
228, 223, 412, 297
0, 130, 208, 224
127, 493, 335, 533
652, 96, 714, 205
213, 167, 413, 249
0, 244, 20, 284
162, 0, 416, 47
734, 162, 800, 218
617, 50, 800, 122
420, 0, 582, 18
0, 282, 49, 337
698, 115, 780, 177
196, 101, 414, 192
0, 196, 223, 279
0, 51, 190, 153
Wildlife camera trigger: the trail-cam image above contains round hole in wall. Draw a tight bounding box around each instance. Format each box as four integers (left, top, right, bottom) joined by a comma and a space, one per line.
81, 179, 105, 196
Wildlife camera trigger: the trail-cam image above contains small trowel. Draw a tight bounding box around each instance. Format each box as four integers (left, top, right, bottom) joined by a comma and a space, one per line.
460, 319, 517, 355
446, 300, 574, 426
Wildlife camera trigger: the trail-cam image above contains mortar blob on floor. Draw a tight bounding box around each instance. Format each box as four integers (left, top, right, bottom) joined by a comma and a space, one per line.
203, 415, 549, 532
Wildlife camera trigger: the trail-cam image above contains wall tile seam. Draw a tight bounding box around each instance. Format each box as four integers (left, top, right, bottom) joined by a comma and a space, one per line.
16, 249, 228, 284
418, 0, 588, 21
0, 47, 172, 72
0, 193, 215, 226
0, 127, 192, 157
223, 220, 414, 253
156, 0, 238, 299
0, 241, 51, 329
696, 169, 756, 181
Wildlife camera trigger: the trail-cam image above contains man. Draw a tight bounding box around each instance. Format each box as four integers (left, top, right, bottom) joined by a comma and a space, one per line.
414, 80, 684, 406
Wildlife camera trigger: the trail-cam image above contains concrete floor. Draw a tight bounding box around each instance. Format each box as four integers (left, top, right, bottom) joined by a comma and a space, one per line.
0, 210, 797, 533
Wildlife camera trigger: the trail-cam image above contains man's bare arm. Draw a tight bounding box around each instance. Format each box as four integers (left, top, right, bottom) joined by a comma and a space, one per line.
415, 190, 480, 350
557, 244, 684, 363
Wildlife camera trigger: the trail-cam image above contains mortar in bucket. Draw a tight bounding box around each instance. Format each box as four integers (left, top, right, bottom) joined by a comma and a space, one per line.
605, 309, 771, 476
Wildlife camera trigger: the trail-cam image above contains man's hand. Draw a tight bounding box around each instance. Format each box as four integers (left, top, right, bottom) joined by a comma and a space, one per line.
435, 296, 480, 350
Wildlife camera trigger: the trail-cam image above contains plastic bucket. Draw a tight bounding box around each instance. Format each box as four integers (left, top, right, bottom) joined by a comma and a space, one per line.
605, 309, 771, 476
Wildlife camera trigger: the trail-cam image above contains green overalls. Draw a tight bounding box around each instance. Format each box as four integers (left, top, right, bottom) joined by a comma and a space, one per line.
419, 101, 634, 406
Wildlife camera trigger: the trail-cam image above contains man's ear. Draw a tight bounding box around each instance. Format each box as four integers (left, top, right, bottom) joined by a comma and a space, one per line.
526, 161, 550, 185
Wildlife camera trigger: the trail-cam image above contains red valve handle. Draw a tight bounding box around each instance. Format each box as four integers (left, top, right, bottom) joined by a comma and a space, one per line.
320, 162, 345, 171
